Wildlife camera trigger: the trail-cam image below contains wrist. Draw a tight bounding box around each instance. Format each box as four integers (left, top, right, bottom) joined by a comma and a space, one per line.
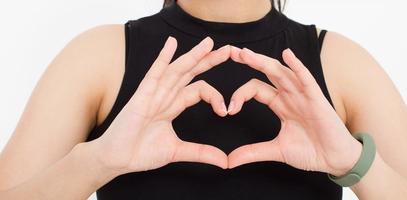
72, 142, 122, 186
329, 137, 363, 177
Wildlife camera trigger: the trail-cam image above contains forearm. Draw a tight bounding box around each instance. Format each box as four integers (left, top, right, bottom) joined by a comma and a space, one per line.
0, 142, 119, 200
350, 150, 407, 199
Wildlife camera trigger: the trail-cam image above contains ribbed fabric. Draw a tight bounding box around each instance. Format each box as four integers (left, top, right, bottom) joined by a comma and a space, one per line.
86, 1, 341, 199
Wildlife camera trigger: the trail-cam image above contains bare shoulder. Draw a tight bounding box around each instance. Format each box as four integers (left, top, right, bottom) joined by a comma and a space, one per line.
316, 28, 404, 127
72, 24, 127, 127
0, 24, 125, 190
50, 23, 127, 127
317, 28, 399, 124
53, 23, 126, 109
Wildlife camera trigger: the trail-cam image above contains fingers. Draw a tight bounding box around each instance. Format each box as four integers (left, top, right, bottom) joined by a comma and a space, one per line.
282, 48, 322, 98
230, 46, 302, 94
162, 80, 228, 120
171, 36, 215, 74
126, 36, 177, 117
151, 37, 214, 114
227, 78, 279, 116
183, 80, 228, 117
176, 44, 231, 89
282, 49, 316, 88
228, 139, 283, 168
242, 48, 302, 93
172, 140, 228, 169
158, 44, 231, 113
230, 45, 244, 63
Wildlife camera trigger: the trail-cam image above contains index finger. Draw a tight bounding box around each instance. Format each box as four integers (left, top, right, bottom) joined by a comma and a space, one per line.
160, 80, 228, 120
231, 47, 302, 93
168, 36, 214, 78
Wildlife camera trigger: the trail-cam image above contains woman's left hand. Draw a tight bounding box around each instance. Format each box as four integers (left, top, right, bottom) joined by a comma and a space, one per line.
227, 47, 363, 177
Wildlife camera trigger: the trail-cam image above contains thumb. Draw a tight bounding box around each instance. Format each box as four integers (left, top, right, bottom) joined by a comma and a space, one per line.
171, 140, 228, 169
228, 139, 284, 168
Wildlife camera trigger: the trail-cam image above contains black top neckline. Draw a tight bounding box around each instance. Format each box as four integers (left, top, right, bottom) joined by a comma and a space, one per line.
159, 1, 289, 43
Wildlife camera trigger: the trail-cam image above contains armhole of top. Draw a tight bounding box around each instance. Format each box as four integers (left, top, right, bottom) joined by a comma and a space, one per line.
310, 25, 336, 112
99, 20, 132, 127
86, 21, 133, 141
124, 21, 131, 68
318, 29, 327, 54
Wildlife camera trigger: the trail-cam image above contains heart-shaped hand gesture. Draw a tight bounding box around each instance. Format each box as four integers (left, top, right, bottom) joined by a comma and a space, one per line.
90, 36, 231, 175
89, 35, 362, 178
227, 47, 362, 177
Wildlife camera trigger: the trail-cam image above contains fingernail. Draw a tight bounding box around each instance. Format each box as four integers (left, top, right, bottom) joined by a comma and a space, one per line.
200, 36, 212, 46
218, 44, 230, 51
167, 35, 173, 41
227, 100, 235, 114
164, 36, 174, 46
221, 102, 228, 115
286, 48, 295, 57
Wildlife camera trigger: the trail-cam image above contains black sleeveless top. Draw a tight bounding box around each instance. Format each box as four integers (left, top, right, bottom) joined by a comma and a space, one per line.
86, 2, 341, 199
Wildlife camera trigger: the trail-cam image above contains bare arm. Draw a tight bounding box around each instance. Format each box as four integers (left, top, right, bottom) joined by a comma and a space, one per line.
0, 26, 231, 199
0, 24, 126, 198
0, 143, 118, 199
321, 31, 407, 199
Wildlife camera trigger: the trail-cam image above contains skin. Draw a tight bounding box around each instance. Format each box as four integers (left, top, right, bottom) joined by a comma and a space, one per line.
0, 0, 407, 199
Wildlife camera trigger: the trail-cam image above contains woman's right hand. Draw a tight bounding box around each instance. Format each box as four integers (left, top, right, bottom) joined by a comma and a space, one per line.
88, 36, 231, 176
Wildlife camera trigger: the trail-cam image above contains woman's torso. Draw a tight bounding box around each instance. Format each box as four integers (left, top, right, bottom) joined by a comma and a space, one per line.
86, 2, 346, 199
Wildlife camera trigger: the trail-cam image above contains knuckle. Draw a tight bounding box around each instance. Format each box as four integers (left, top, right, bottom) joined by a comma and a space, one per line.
196, 80, 207, 86
193, 80, 207, 90
188, 50, 201, 65
169, 67, 183, 77
159, 82, 173, 94
272, 73, 283, 82
249, 78, 261, 85
243, 78, 258, 90
184, 70, 195, 81
270, 58, 282, 66
266, 58, 277, 67
145, 69, 160, 82
199, 57, 211, 68
154, 57, 168, 67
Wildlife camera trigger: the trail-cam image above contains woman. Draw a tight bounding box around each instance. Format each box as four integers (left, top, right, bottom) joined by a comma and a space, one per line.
0, 0, 406, 199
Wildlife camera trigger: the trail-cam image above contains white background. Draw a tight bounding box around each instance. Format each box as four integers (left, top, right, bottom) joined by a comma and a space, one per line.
1, 0, 406, 199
